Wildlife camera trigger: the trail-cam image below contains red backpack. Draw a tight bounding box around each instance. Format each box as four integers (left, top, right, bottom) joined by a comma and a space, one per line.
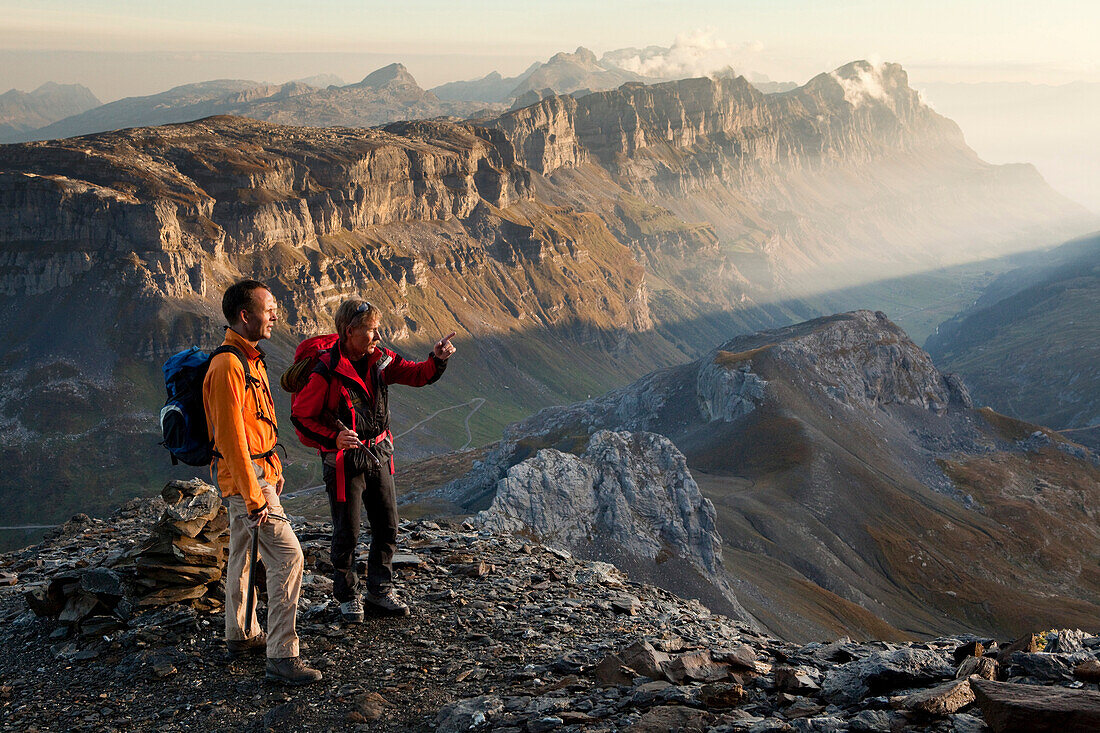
281, 334, 341, 451
280, 334, 339, 393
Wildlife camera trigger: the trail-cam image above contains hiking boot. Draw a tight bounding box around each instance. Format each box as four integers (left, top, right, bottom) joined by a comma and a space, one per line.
226, 632, 266, 658
340, 596, 364, 623
365, 590, 410, 617
265, 656, 323, 685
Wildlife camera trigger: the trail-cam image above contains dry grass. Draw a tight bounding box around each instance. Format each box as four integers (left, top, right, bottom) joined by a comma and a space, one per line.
714, 345, 773, 367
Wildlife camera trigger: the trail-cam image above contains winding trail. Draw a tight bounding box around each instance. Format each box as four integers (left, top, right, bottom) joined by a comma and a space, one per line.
283, 397, 486, 500
395, 398, 485, 444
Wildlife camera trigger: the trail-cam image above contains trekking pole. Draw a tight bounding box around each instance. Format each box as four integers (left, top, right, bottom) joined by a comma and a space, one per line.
244, 521, 259, 633
336, 420, 382, 471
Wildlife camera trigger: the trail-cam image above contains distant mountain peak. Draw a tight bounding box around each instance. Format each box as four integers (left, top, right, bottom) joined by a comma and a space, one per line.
357, 63, 419, 89
547, 47, 599, 69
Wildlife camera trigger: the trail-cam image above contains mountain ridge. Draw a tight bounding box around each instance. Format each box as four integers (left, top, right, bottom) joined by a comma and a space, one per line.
437, 311, 1100, 642
0, 60, 1093, 532
0, 82, 101, 139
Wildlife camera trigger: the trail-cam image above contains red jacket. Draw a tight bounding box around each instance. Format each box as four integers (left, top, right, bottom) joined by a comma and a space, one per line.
291, 341, 444, 453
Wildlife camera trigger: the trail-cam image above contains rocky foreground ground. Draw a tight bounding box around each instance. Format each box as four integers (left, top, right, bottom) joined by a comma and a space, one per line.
1, 485, 1099, 732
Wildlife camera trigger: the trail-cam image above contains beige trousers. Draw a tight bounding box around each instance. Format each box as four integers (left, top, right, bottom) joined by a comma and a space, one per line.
224, 478, 303, 659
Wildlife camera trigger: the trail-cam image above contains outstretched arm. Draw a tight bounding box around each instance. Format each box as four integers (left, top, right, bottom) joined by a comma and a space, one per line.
383, 332, 456, 387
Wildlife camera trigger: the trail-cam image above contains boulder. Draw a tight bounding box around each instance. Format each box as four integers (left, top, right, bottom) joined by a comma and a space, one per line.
822, 648, 954, 705
624, 705, 712, 732
954, 641, 986, 664
718, 643, 759, 670
971, 678, 1100, 732
1047, 630, 1089, 654
1000, 633, 1044, 656
1001, 652, 1073, 682
593, 653, 634, 686
957, 655, 998, 680
619, 640, 670, 680
1074, 658, 1100, 684
434, 695, 504, 733
698, 682, 746, 708
662, 649, 729, 683
893, 677, 975, 715
775, 666, 821, 693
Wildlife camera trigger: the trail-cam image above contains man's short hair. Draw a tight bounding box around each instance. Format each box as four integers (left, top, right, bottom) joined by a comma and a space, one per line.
334, 298, 380, 339
222, 280, 269, 325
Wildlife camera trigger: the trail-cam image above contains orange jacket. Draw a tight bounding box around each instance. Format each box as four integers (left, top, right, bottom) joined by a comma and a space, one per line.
202, 328, 281, 513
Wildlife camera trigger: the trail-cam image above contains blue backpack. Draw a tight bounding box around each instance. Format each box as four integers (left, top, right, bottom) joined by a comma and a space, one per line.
159, 345, 248, 466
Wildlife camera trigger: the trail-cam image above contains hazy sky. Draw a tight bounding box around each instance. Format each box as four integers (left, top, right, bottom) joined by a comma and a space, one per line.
2, 0, 1098, 100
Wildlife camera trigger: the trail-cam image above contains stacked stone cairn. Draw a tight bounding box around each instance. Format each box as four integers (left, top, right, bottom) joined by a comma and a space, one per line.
22, 479, 228, 634
131, 479, 229, 610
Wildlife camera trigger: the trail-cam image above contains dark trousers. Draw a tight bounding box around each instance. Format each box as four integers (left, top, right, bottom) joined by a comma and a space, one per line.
323, 456, 398, 602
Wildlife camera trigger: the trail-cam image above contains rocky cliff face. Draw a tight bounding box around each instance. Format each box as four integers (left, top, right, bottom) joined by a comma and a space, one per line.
500, 63, 958, 181
494, 62, 1093, 296
438, 311, 1100, 642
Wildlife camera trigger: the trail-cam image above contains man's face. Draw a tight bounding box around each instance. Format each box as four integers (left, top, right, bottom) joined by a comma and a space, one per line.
241, 288, 278, 342
346, 314, 381, 357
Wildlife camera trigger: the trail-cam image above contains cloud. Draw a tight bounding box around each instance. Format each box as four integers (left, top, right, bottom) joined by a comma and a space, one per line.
601, 29, 764, 81
830, 61, 891, 108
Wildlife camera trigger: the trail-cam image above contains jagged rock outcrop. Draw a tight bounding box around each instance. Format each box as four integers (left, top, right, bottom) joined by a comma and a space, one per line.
487, 94, 587, 174
508, 47, 647, 101
475, 429, 751, 624
478, 430, 722, 573
731, 310, 973, 414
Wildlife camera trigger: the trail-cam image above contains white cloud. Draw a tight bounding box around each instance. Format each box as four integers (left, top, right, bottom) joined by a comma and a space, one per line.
831, 62, 890, 108
601, 29, 764, 81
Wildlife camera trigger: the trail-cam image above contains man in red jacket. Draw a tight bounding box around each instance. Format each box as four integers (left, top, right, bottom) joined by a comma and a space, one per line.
291, 299, 455, 621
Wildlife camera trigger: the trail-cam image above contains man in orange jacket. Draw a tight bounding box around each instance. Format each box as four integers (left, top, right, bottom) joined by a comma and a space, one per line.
203, 279, 321, 685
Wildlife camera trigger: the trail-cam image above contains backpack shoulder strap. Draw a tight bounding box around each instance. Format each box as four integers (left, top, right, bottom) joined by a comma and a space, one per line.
212, 344, 278, 438
211, 345, 250, 380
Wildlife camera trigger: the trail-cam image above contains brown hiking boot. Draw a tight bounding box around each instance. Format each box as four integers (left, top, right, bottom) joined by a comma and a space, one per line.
365, 590, 410, 617
265, 656, 323, 685
226, 632, 266, 658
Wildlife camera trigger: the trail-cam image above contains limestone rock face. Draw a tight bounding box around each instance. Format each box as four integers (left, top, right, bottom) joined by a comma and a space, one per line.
495, 62, 962, 189
0, 117, 532, 301
488, 95, 587, 174
478, 430, 722, 574
696, 359, 767, 423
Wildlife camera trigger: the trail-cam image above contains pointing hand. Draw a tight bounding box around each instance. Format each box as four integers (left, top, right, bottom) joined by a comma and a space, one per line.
434, 331, 457, 360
